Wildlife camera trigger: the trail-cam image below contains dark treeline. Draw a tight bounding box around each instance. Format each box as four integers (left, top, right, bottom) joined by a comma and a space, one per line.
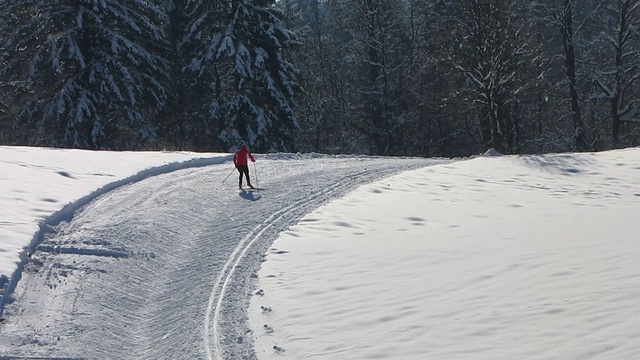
1, 0, 639, 156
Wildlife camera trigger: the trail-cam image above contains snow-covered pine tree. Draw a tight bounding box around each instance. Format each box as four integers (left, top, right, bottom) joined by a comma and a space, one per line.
156, 0, 232, 150
0, 9, 8, 139
204, 0, 301, 152
157, 0, 190, 149
279, 0, 349, 154
0, 0, 169, 148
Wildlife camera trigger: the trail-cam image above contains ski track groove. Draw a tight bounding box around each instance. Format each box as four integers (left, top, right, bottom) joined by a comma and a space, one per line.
205, 169, 372, 360
0, 156, 444, 360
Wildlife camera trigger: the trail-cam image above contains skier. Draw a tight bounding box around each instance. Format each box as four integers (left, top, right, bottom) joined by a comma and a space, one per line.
233, 144, 256, 189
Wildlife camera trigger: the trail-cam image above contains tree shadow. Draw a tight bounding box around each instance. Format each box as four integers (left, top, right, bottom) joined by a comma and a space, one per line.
239, 190, 261, 201
518, 153, 596, 175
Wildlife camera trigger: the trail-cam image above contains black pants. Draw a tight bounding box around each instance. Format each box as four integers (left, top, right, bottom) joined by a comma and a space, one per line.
236, 165, 251, 187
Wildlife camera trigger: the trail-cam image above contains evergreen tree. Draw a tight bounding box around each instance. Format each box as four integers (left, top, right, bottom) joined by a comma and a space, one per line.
0, 0, 169, 148
323, 0, 415, 155
284, 0, 354, 154
206, 0, 301, 152
158, 0, 230, 151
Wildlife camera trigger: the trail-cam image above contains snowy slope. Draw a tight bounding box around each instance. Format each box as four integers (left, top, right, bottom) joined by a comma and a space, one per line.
0, 152, 440, 359
0, 146, 226, 310
2, 146, 639, 360
250, 149, 640, 359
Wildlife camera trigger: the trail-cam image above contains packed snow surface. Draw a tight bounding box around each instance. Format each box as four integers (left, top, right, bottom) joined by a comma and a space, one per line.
0, 146, 225, 295
0, 146, 439, 359
1, 146, 639, 360
250, 149, 640, 359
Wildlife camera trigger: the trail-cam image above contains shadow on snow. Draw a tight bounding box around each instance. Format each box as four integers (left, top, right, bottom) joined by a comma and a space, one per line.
239, 190, 261, 201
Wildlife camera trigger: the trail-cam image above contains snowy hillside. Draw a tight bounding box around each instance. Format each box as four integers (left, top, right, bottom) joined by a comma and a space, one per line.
1, 146, 640, 360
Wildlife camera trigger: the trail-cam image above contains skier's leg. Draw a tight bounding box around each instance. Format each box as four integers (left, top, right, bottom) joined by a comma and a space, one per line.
237, 166, 243, 189
245, 168, 253, 188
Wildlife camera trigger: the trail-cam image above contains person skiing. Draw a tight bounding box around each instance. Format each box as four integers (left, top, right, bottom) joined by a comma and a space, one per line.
233, 144, 255, 189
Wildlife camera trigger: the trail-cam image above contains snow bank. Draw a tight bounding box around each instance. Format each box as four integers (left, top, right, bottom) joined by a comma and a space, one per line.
250, 149, 640, 359
0, 146, 227, 313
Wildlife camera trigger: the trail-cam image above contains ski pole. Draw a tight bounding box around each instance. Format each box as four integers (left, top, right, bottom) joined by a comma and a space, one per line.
222, 167, 236, 183
253, 162, 259, 191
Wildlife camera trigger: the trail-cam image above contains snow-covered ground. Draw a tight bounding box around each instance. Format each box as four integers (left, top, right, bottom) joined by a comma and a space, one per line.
1, 146, 640, 359
0, 146, 227, 299
0, 146, 438, 359
250, 148, 640, 359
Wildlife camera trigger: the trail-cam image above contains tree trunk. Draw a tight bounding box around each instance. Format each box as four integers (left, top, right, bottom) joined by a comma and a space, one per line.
561, 0, 586, 150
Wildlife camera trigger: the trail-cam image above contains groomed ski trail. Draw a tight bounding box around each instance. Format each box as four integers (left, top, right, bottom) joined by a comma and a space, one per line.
205, 165, 397, 359
0, 155, 444, 360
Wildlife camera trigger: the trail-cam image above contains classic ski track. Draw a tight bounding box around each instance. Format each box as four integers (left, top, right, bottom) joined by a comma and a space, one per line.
0, 157, 443, 360
204, 170, 371, 360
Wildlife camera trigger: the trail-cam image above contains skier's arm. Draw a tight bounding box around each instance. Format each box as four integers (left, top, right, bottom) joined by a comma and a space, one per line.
249, 153, 255, 162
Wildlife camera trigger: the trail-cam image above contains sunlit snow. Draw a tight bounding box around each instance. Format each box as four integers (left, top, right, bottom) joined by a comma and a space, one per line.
1, 146, 639, 360
250, 149, 640, 359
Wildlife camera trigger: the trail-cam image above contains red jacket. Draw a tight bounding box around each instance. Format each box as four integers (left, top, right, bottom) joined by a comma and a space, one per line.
233, 145, 255, 166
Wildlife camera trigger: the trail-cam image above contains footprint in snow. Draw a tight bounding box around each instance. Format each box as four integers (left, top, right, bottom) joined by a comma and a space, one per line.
263, 324, 274, 334
261, 306, 272, 314
255, 289, 265, 296
273, 345, 285, 354
269, 248, 289, 254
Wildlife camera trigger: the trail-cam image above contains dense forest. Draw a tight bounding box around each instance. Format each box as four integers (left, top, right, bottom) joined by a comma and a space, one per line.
1, 0, 639, 156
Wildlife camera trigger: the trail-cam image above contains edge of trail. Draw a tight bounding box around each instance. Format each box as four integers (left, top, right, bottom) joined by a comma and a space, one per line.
205, 155, 451, 359
0, 153, 452, 360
